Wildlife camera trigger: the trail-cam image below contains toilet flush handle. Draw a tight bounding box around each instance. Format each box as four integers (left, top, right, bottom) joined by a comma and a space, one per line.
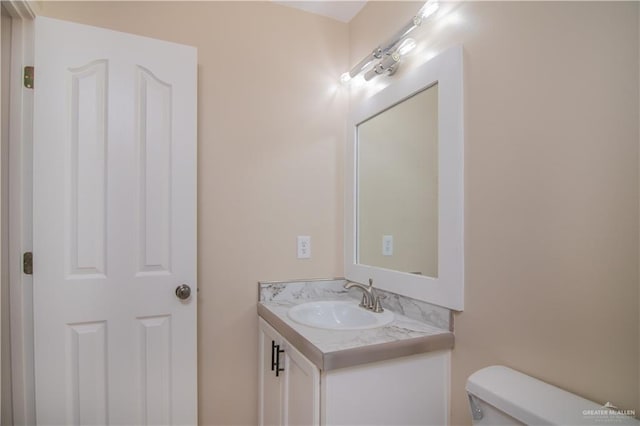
468, 394, 484, 421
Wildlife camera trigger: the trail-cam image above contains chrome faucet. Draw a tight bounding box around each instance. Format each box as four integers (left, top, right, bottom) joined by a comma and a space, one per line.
344, 278, 384, 313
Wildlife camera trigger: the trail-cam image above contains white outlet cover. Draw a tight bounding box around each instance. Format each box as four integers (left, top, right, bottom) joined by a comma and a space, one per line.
382, 235, 393, 256
297, 236, 311, 259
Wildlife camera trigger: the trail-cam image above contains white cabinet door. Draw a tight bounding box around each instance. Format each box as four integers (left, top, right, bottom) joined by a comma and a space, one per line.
33, 17, 197, 425
282, 342, 320, 426
259, 318, 320, 426
259, 319, 283, 426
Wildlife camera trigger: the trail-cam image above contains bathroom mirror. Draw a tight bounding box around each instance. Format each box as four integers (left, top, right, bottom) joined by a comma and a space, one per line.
357, 83, 439, 278
345, 46, 464, 310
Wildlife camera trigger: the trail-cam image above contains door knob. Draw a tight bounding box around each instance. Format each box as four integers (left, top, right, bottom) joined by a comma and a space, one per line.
175, 284, 192, 300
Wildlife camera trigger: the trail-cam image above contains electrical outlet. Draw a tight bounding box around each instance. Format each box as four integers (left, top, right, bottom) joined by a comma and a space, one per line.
297, 236, 311, 259
382, 235, 393, 256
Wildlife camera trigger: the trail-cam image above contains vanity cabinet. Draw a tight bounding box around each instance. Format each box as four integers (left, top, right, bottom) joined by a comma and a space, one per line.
258, 318, 450, 426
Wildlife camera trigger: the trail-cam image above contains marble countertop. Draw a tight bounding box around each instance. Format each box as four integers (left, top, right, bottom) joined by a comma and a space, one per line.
258, 288, 454, 371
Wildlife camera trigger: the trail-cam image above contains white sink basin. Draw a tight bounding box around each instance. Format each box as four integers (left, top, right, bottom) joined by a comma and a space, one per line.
288, 301, 394, 330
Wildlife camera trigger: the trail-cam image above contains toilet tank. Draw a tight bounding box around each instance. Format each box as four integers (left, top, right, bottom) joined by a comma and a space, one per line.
466, 366, 640, 426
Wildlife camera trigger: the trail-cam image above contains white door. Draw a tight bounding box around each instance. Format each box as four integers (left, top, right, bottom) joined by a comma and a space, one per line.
32, 17, 197, 425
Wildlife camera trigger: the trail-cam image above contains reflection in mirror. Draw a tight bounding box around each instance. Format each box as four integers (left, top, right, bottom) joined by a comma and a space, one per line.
357, 84, 438, 277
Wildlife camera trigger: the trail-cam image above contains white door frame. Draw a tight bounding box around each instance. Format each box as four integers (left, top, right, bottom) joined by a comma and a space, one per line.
2, 1, 37, 424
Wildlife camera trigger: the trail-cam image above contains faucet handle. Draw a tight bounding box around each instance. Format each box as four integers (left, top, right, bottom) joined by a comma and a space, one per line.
368, 278, 373, 288
359, 293, 368, 308
373, 296, 384, 313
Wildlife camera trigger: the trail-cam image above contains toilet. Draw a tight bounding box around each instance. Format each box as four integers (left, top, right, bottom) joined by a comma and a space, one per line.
466, 366, 640, 425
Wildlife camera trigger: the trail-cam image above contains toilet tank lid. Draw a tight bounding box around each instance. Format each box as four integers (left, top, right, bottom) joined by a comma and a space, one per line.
466, 366, 640, 426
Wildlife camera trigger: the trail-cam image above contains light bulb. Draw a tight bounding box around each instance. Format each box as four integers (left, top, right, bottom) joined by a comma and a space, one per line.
397, 38, 417, 56
340, 72, 352, 84
420, 1, 439, 20
351, 74, 366, 87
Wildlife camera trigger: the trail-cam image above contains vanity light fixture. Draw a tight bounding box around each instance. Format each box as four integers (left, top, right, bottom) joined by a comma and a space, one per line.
363, 51, 400, 81
340, 0, 439, 84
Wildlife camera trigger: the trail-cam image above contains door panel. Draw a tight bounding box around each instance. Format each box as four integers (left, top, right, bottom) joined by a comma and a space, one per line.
67, 321, 108, 426
68, 59, 107, 278
136, 65, 172, 275
138, 315, 171, 425
33, 17, 197, 425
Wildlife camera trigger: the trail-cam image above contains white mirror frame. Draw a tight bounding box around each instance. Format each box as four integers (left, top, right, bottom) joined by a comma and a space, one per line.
345, 45, 464, 311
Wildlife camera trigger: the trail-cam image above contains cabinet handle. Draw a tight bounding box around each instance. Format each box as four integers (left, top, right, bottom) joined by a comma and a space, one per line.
270, 340, 285, 376
275, 344, 285, 377
271, 340, 277, 371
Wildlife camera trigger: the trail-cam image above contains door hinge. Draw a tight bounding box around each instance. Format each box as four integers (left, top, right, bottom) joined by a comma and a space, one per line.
23, 66, 34, 89
23, 252, 33, 275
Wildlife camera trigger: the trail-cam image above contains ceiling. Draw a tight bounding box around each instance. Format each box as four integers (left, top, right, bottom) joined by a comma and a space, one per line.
273, 1, 367, 23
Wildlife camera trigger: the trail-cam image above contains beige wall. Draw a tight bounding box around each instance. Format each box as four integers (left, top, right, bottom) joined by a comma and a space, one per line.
40, 2, 347, 425
351, 1, 639, 424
